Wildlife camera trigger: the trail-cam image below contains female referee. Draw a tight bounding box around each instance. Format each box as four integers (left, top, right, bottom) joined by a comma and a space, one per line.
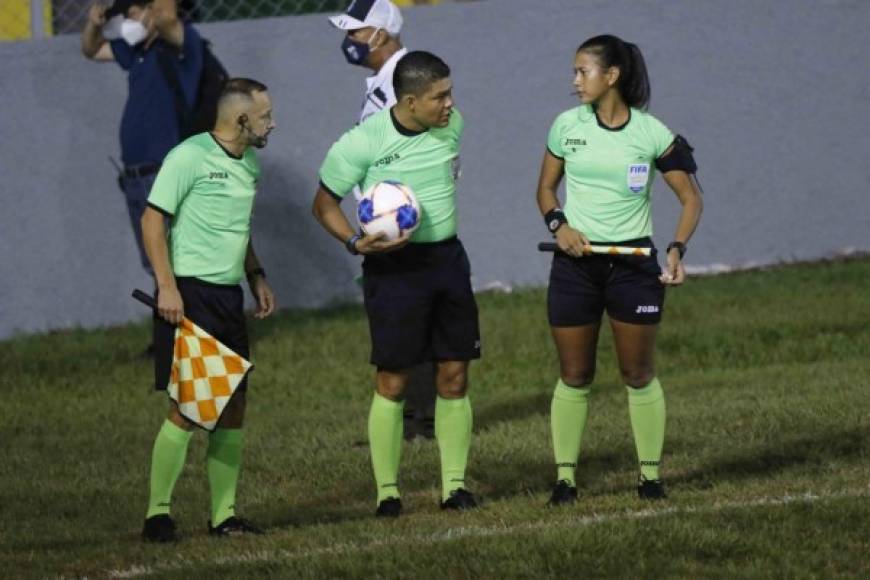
536, 34, 703, 504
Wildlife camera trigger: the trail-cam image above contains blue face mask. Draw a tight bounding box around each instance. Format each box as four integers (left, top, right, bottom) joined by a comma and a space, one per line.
341, 28, 380, 66
341, 36, 370, 66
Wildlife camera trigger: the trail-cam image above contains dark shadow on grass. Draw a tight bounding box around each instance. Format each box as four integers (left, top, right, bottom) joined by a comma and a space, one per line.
670, 426, 868, 489
8, 536, 111, 552
470, 447, 636, 502
472, 426, 868, 503
473, 390, 551, 433
258, 497, 373, 530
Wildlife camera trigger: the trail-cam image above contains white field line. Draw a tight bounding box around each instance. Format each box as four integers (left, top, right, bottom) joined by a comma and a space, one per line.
106, 489, 868, 578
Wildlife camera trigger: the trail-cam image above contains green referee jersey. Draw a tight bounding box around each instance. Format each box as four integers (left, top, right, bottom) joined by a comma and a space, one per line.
547, 104, 674, 242
319, 107, 463, 243
147, 133, 260, 285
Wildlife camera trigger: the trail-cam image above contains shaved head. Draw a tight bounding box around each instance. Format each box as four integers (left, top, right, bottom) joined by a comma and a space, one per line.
216, 78, 269, 122
212, 77, 274, 150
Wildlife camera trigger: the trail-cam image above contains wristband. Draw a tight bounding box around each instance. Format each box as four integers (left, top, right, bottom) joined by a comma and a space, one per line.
666, 241, 686, 259
346, 234, 361, 255
544, 208, 568, 234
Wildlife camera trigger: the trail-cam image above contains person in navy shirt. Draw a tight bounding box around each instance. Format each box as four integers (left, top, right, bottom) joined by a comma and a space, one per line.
81, 0, 204, 277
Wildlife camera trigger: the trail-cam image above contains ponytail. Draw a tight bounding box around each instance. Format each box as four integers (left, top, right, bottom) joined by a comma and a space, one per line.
578, 35, 651, 109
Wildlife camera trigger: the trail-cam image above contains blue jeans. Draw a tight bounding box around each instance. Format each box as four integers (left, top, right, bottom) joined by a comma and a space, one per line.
118, 170, 158, 274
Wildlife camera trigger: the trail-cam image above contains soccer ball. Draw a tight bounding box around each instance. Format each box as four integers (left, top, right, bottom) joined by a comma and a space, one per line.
357, 180, 421, 241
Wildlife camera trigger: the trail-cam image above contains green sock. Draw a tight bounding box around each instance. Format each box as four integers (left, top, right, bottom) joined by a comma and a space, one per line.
627, 377, 666, 480
145, 420, 193, 518
551, 379, 591, 487
435, 396, 473, 501
368, 393, 404, 503
207, 428, 244, 526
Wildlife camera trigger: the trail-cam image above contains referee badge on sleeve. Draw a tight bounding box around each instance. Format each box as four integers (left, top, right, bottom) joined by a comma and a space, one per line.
627, 163, 650, 193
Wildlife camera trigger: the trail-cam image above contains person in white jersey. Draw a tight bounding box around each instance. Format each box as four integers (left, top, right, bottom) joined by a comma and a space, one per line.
329, 0, 408, 124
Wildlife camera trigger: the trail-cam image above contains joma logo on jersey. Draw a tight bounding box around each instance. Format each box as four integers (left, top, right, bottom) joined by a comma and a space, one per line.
374, 153, 401, 167
209, 171, 229, 179
565, 138, 586, 146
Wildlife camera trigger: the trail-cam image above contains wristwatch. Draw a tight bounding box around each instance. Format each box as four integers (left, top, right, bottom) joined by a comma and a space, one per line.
544, 208, 568, 234
345, 234, 361, 255
666, 241, 687, 259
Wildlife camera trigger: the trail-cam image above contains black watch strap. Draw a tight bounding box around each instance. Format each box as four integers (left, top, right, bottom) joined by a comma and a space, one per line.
346, 234, 361, 255
666, 241, 687, 259
544, 208, 568, 234
246, 267, 266, 280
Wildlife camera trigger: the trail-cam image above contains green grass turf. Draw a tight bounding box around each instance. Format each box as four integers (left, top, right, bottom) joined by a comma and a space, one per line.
2, 259, 868, 578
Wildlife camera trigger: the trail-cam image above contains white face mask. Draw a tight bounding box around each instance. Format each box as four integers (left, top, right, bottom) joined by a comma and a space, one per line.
120, 18, 148, 46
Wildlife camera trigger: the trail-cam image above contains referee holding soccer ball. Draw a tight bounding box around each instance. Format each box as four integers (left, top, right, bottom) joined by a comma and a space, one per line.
327, 0, 437, 441
312, 50, 480, 517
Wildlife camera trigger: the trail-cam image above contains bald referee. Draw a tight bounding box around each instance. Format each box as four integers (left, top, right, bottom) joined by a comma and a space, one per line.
312, 51, 480, 517
139, 78, 276, 542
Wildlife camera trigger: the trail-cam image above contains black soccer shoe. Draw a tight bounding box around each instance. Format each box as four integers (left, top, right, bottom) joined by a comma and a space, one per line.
141, 514, 177, 543
547, 480, 578, 507
637, 477, 667, 500
440, 488, 479, 511
208, 516, 264, 537
375, 497, 403, 518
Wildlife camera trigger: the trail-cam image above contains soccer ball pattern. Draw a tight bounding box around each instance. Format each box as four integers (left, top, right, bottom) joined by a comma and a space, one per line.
357, 180, 421, 241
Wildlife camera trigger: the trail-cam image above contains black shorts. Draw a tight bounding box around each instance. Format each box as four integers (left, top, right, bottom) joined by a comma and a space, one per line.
362, 237, 481, 369
547, 238, 665, 326
153, 277, 250, 391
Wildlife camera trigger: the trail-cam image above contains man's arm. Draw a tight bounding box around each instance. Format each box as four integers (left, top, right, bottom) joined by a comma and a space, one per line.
81, 2, 114, 61
244, 240, 275, 319
141, 207, 184, 323
311, 185, 404, 254
312, 186, 357, 246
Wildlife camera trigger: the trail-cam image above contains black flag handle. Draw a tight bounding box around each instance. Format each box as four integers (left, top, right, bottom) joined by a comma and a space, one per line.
132, 289, 157, 309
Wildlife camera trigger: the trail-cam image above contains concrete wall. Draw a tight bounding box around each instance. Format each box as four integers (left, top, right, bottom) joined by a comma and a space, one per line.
1, 0, 868, 338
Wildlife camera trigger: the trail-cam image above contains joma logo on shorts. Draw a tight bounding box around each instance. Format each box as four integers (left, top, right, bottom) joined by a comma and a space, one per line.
636, 305, 659, 313
374, 153, 401, 167
209, 171, 229, 179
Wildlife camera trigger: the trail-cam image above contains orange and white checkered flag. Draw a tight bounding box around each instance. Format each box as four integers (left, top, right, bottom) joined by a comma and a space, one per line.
133, 290, 253, 431
168, 317, 252, 431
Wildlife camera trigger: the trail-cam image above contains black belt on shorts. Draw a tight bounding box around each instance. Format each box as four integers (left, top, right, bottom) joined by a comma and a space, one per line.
409, 235, 458, 246
175, 276, 242, 289
123, 163, 161, 178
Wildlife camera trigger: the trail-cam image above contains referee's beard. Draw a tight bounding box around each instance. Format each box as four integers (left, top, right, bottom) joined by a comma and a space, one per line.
248, 128, 270, 149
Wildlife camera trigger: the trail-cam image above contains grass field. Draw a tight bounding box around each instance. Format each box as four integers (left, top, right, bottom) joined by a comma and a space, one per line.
2, 259, 869, 578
